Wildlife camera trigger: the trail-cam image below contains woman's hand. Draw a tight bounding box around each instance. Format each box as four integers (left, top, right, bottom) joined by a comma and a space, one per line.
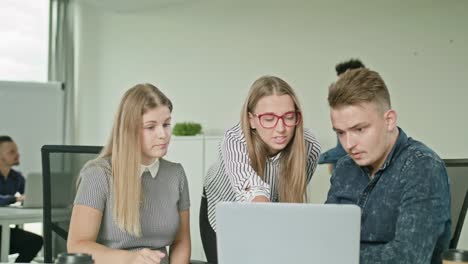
131, 249, 166, 264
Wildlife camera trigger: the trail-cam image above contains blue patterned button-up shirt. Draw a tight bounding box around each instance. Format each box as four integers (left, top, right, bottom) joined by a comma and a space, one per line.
326, 128, 451, 264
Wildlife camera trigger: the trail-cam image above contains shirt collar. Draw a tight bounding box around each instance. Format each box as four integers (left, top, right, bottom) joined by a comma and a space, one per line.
140, 159, 160, 178
268, 152, 282, 163
379, 127, 408, 171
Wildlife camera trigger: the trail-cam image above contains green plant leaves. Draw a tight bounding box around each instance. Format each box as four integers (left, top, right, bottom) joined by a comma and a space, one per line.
172, 122, 202, 136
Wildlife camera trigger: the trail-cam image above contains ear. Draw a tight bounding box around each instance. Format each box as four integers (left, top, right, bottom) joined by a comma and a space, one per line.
248, 112, 256, 129
384, 109, 398, 131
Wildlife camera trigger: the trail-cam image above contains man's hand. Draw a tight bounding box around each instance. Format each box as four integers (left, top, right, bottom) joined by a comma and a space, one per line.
16, 195, 25, 202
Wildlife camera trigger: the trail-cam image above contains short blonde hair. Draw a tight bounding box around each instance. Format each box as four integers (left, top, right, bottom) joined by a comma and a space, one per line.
328, 68, 391, 112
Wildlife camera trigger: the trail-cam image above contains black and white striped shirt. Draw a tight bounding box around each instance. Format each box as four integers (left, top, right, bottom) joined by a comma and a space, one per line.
204, 124, 321, 230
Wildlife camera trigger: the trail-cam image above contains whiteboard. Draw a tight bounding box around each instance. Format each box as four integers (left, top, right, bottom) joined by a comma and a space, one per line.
0, 81, 64, 175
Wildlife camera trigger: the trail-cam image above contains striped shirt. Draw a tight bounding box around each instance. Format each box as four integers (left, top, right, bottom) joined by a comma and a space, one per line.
204, 124, 321, 230
74, 157, 190, 264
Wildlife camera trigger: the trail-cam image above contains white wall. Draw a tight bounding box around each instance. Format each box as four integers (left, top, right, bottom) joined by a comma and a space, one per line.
74, 0, 468, 211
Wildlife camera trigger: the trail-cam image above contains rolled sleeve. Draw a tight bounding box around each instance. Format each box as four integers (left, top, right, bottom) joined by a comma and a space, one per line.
237, 184, 270, 202
0, 195, 17, 206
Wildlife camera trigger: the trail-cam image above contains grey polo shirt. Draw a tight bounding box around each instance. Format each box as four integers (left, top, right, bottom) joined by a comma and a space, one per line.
74, 157, 190, 263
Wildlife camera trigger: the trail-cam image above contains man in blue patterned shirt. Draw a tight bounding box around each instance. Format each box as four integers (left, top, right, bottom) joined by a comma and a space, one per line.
325, 69, 451, 264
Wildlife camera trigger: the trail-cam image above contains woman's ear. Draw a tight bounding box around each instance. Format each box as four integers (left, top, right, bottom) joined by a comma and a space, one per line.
248, 112, 256, 129
384, 109, 398, 131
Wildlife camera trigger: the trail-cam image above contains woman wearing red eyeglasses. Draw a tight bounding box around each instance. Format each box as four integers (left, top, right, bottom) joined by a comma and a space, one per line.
200, 75, 321, 263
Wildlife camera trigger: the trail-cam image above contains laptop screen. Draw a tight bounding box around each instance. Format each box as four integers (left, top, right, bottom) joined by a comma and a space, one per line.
216, 202, 361, 264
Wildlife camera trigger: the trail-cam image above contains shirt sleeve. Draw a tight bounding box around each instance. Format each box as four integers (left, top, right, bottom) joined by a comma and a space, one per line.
325, 171, 339, 204
74, 160, 109, 212
304, 128, 321, 184
325, 157, 350, 204
0, 195, 17, 206
177, 164, 190, 211
359, 156, 450, 264
0, 172, 26, 205
221, 126, 271, 202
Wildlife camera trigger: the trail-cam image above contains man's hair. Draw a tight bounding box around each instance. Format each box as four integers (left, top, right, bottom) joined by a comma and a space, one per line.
328, 68, 391, 112
335, 59, 365, 76
0, 136, 13, 145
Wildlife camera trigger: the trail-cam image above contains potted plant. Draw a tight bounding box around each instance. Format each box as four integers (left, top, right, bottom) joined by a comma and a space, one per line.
172, 122, 203, 136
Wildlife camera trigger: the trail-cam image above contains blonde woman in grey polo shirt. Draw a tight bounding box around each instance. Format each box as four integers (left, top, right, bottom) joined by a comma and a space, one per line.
68, 84, 191, 264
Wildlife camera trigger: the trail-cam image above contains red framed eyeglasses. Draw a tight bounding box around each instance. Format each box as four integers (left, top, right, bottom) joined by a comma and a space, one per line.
251, 111, 301, 129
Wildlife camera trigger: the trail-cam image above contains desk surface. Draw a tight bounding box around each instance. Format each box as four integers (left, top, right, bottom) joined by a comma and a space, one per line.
0, 207, 43, 262
0, 207, 71, 218
0, 207, 42, 223
0, 207, 70, 262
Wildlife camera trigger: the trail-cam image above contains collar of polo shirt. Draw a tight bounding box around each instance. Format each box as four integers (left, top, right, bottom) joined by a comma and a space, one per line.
140, 158, 160, 178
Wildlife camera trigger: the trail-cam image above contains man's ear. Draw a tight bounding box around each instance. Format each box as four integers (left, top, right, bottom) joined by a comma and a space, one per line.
384, 109, 398, 131
248, 112, 256, 129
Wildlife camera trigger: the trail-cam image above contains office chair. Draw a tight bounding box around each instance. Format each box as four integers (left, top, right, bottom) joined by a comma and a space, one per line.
42, 145, 103, 263
444, 159, 468, 249
41, 144, 209, 264
451, 190, 468, 248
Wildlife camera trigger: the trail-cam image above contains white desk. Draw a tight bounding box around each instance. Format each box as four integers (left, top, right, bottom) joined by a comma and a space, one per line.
0, 207, 43, 262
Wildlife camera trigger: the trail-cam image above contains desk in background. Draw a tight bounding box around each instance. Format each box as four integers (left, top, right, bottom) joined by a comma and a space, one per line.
0, 207, 70, 262
0, 207, 42, 262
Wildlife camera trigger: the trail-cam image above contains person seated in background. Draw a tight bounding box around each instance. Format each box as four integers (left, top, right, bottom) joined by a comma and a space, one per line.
67, 84, 191, 264
0, 136, 43, 263
200, 75, 321, 264
319, 58, 366, 174
325, 68, 451, 264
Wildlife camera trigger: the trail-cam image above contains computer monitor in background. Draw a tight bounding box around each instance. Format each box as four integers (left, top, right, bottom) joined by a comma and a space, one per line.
444, 159, 468, 248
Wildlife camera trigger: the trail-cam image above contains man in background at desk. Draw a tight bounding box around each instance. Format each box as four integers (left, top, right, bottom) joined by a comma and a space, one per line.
325, 69, 451, 264
0, 135, 43, 262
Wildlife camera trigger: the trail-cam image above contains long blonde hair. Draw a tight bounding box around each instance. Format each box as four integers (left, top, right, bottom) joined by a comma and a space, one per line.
100, 83, 172, 236
240, 76, 307, 203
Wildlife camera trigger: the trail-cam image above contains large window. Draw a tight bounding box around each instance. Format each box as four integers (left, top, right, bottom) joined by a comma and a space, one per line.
0, 0, 49, 81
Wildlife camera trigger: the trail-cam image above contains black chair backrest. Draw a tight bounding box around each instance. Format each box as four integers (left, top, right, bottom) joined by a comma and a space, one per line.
41, 145, 102, 263
444, 159, 468, 249
451, 190, 468, 249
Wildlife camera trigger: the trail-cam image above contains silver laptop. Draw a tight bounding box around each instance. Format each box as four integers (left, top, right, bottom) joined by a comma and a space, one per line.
18, 172, 73, 208
22, 172, 43, 208
216, 202, 361, 264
